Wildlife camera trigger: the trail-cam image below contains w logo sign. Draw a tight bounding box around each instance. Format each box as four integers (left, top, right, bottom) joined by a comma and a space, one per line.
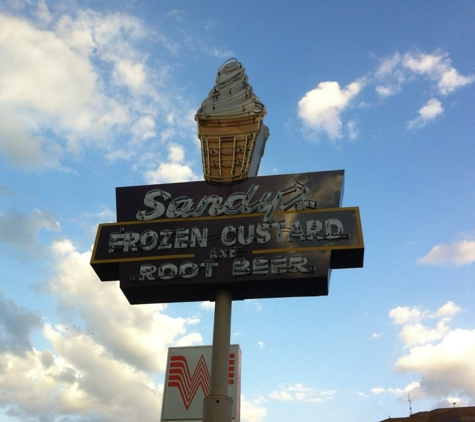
167, 353, 235, 410
161, 346, 240, 422
168, 355, 211, 410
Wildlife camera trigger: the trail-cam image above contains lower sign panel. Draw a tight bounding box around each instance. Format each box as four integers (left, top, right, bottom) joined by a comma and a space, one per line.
161, 345, 241, 422
119, 250, 332, 304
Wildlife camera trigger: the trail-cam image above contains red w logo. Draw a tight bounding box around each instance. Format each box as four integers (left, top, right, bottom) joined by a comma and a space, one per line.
167, 354, 235, 410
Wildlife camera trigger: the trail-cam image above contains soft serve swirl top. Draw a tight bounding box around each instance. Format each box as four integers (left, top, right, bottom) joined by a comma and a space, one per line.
196, 58, 266, 118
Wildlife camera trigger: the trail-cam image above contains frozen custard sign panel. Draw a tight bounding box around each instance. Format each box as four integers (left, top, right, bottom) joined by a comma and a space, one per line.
90, 170, 364, 304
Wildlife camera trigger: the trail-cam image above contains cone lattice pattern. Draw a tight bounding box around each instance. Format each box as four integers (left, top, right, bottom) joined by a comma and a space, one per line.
198, 115, 263, 184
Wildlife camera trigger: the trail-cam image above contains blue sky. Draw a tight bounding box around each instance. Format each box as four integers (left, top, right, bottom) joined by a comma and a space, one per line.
0, 1, 474, 421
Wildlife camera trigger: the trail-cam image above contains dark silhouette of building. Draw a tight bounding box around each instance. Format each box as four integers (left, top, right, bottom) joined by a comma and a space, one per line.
380, 406, 475, 422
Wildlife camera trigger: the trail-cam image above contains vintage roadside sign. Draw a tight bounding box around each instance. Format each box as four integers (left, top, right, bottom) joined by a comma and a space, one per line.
91, 170, 364, 304
161, 345, 241, 422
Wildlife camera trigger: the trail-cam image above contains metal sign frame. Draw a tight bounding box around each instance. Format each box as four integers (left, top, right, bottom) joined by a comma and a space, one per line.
91, 170, 364, 304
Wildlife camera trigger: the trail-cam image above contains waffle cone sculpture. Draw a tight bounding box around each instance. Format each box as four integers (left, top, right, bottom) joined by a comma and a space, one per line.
195, 58, 266, 184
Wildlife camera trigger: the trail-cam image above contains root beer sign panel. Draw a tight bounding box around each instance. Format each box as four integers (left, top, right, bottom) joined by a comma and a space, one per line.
91, 170, 364, 304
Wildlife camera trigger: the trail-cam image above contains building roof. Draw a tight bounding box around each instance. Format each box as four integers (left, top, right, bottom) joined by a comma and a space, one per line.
379, 406, 475, 422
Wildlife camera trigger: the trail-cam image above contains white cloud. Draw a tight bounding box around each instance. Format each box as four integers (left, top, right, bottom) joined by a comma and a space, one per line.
241, 395, 267, 422
417, 240, 475, 266
402, 52, 475, 95
370, 383, 418, 398
0, 332, 162, 421
375, 85, 399, 98
390, 302, 475, 403
370, 332, 383, 339
144, 144, 198, 184
435, 301, 461, 319
375, 53, 402, 77
54, 10, 149, 94
371, 387, 404, 396
33, 0, 52, 26
395, 328, 475, 399
375, 52, 405, 98
0, 208, 60, 255
168, 143, 186, 162
375, 51, 474, 98
390, 302, 462, 347
346, 120, 358, 140
390, 301, 460, 325
48, 239, 202, 372
44, 324, 162, 420
131, 116, 156, 143
0, 8, 198, 175
398, 322, 449, 347
113, 59, 147, 90
298, 79, 365, 139
0, 107, 64, 169
269, 383, 335, 403
403, 53, 446, 75
269, 390, 293, 401
199, 301, 215, 311
438, 67, 475, 95
144, 162, 197, 184
408, 98, 444, 129
80, 204, 116, 223
447, 397, 462, 406
0, 12, 137, 168
0, 293, 42, 355
0, 234, 206, 420
244, 299, 262, 312
389, 305, 428, 325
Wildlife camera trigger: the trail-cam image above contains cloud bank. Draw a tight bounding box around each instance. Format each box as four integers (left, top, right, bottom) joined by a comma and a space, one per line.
418, 239, 475, 267
0, 237, 202, 421
0, 5, 198, 182
389, 302, 475, 404
298, 50, 474, 140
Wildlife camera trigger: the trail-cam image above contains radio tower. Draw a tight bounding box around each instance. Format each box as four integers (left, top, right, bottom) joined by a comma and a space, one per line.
408, 393, 413, 416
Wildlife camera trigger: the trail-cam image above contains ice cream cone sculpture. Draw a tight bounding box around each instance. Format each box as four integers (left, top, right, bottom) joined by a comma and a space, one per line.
195, 58, 267, 184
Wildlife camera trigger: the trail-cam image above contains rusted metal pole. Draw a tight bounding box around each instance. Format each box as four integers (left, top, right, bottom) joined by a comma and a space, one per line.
202, 288, 233, 422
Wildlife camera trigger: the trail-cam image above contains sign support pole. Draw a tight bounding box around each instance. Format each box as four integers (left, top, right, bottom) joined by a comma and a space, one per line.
202, 288, 233, 422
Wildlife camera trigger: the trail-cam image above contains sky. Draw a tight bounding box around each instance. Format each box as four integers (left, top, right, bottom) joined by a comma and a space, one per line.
0, 1, 474, 421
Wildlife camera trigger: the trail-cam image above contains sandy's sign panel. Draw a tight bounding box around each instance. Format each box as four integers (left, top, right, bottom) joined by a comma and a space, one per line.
161, 345, 241, 422
91, 170, 364, 304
